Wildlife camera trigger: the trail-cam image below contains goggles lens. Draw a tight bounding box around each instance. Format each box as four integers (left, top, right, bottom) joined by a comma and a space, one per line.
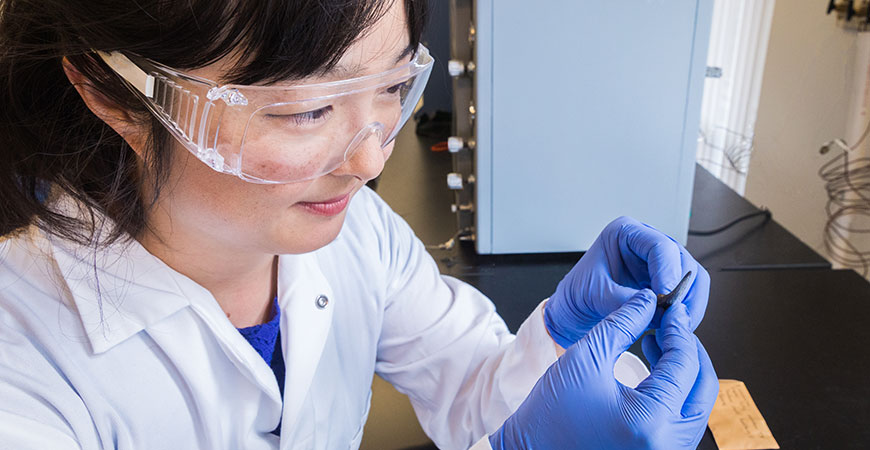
100, 45, 433, 184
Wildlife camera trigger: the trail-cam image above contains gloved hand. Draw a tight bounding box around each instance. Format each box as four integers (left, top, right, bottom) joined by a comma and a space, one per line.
544, 216, 710, 349
489, 290, 718, 450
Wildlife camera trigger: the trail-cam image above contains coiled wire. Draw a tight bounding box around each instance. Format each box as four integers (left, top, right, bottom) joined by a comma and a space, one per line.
819, 136, 870, 277
697, 127, 754, 176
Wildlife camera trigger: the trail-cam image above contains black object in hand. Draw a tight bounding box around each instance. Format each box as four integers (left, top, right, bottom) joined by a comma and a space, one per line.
657, 271, 693, 309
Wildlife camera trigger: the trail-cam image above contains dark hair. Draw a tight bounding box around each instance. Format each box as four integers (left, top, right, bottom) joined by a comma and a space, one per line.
0, 0, 428, 245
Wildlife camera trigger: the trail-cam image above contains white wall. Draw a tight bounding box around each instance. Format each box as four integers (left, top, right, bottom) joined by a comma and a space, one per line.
744, 2, 857, 257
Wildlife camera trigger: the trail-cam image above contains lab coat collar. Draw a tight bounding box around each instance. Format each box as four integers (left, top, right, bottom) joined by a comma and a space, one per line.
48, 230, 202, 354
39, 195, 209, 354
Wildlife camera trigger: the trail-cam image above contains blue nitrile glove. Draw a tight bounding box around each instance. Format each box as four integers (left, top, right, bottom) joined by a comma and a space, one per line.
544, 216, 710, 349
489, 290, 718, 450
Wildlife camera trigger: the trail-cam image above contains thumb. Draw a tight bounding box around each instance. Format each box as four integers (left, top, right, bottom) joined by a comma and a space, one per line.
635, 302, 700, 414
598, 278, 642, 314
581, 289, 657, 363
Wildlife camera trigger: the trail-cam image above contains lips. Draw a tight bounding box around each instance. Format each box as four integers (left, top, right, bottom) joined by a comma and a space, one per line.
297, 192, 352, 217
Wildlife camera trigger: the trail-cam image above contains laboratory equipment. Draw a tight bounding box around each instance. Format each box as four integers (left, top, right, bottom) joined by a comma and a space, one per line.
448, 0, 714, 253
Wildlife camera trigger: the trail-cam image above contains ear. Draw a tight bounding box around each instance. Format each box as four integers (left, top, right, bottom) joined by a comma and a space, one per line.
61, 57, 149, 156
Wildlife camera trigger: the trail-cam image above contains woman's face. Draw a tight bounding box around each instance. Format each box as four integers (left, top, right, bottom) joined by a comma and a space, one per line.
144, 3, 411, 257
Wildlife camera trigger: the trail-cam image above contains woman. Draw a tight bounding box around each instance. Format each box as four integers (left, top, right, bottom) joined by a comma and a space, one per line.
0, 0, 717, 448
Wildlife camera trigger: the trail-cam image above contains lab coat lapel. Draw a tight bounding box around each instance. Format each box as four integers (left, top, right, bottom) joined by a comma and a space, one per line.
277, 252, 335, 433
47, 231, 191, 354
41, 195, 193, 354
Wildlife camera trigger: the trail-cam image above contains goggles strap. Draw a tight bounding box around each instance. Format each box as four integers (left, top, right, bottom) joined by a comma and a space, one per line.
96, 51, 155, 98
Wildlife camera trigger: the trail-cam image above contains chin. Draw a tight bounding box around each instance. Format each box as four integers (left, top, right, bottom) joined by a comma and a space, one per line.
277, 212, 348, 255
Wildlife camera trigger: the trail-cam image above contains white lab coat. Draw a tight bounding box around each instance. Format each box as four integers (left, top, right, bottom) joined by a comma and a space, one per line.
0, 187, 558, 450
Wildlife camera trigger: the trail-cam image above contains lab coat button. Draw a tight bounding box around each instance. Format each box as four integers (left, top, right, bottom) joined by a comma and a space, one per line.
315, 295, 329, 309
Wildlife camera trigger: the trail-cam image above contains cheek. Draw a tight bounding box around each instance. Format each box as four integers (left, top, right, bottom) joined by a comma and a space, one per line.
161, 144, 349, 254
168, 150, 310, 236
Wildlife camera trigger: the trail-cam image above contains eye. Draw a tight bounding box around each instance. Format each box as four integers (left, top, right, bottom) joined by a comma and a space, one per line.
267, 105, 333, 126
385, 81, 408, 95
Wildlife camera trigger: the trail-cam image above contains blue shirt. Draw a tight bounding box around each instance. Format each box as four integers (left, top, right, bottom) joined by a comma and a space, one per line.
237, 297, 285, 435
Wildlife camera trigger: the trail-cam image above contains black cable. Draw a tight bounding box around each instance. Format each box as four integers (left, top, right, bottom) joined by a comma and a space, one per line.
719, 262, 831, 271
688, 209, 772, 236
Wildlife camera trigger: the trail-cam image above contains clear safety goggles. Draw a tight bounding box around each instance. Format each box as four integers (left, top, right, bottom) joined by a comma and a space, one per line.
97, 44, 433, 184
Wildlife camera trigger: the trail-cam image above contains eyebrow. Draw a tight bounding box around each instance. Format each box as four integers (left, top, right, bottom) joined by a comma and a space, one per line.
327, 42, 416, 79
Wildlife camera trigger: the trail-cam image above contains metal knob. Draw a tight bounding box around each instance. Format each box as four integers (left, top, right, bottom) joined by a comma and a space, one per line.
447, 173, 463, 190
448, 136, 465, 153
448, 60, 477, 77
448, 60, 465, 77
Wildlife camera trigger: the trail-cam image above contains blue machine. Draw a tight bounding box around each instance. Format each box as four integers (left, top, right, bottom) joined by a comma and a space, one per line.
447, 0, 714, 254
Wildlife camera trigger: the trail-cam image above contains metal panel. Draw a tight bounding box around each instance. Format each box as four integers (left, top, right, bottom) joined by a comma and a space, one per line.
474, 0, 712, 254
473, 0, 494, 253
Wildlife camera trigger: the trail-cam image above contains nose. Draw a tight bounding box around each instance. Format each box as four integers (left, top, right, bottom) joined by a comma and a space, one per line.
330, 123, 388, 181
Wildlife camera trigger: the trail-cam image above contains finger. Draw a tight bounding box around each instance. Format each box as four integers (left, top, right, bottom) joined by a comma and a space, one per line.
681, 336, 718, 418
550, 276, 641, 344
580, 289, 657, 362
679, 253, 710, 331
592, 277, 643, 318
616, 219, 683, 295
641, 333, 662, 368
635, 302, 700, 414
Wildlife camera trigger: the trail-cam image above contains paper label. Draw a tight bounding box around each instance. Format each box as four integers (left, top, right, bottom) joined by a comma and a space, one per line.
708, 379, 779, 450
